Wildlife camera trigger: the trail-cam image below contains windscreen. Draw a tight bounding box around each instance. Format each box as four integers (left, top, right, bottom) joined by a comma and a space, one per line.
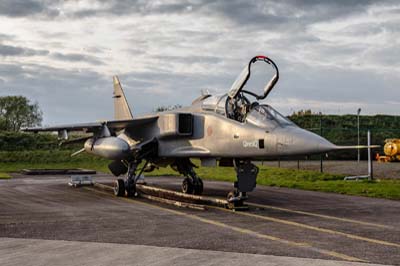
246, 105, 294, 128
263, 105, 294, 126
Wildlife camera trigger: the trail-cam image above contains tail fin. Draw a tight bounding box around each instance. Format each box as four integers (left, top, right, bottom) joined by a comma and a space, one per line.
113, 76, 133, 120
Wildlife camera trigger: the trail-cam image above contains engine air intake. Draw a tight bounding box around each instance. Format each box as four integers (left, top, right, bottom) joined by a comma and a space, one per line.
178, 113, 193, 135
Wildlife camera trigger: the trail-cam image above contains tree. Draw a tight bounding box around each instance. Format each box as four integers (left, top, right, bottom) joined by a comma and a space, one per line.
292, 109, 314, 116
0, 96, 43, 131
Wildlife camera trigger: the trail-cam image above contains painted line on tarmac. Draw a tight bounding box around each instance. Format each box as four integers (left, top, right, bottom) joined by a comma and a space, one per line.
84, 187, 365, 263
213, 206, 400, 249
246, 202, 393, 229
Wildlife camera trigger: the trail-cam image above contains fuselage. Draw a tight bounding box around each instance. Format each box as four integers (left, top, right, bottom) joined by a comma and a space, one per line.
121, 93, 336, 160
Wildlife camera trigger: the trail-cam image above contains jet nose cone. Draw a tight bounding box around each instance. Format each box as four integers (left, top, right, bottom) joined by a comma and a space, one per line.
276, 127, 336, 156
316, 136, 337, 153
295, 128, 336, 154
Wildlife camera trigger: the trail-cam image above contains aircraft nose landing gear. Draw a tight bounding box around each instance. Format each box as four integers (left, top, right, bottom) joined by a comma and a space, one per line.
227, 160, 258, 210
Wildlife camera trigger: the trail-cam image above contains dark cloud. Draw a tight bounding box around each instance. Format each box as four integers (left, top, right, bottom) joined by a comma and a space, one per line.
23, 0, 376, 38
61, 0, 380, 39
0, 44, 49, 57
0, 0, 379, 25
0, 0, 60, 18
51, 52, 104, 65
201, 0, 374, 31
70, 0, 211, 18
70, 0, 371, 31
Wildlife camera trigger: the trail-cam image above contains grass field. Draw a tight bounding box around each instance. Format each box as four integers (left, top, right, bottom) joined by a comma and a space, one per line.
150, 164, 400, 200
0, 172, 11, 179
1, 150, 400, 200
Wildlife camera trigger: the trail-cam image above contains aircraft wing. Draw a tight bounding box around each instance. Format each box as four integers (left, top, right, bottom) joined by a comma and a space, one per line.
22, 115, 159, 133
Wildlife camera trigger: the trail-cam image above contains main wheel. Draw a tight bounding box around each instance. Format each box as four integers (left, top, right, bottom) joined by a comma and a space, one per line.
227, 190, 243, 209
193, 179, 203, 195
114, 179, 125, 197
182, 177, 194, 194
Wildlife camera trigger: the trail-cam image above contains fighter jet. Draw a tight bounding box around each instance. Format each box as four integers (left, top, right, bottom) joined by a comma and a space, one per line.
24, 55, 367, 208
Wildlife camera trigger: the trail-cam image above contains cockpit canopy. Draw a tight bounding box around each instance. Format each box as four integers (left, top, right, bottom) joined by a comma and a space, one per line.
201, 55, 291, 129
201, 93, 295, 129
201, 93, 228, 116
228, 55, 279, 100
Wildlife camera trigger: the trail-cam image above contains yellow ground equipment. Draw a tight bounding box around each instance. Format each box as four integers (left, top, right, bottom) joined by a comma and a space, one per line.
377, 139, 400, 162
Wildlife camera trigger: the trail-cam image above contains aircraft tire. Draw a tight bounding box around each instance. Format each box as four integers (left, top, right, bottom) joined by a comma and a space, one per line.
227, 190, 243, 210
182, 177, 194, 194
114, 179, 125, 197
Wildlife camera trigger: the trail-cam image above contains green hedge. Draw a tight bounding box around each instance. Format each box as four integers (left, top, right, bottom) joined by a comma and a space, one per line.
0, 131, 84, 151
289, 114, 400, 160
0, 150, 108, 163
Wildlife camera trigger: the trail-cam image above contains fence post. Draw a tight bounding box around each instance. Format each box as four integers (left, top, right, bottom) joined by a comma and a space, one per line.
368, 130, 373, 180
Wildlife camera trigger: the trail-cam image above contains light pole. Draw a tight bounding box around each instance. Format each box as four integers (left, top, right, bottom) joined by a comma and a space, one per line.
357, 108, 361, 163
319, 112, 323, 173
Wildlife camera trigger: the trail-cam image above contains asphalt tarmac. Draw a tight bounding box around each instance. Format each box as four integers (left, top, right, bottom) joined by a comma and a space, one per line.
1, 173, 399, 266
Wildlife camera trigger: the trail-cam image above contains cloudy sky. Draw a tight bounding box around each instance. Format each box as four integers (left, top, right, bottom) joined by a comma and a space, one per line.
0, 0, 399, 125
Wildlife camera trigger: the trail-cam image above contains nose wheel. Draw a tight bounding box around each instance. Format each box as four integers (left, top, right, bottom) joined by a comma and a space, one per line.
227, 190, 245, 210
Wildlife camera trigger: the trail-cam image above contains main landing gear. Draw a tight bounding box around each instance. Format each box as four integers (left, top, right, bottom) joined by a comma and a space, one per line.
114, 160, 147, 197
227, 160, 259, 209
113, 157, 258, 211
182, 176, 203, 195
172, 159, 204, 195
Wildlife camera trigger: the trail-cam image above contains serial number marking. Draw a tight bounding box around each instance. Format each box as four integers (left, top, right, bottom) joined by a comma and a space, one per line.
243, 140, 258, 148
